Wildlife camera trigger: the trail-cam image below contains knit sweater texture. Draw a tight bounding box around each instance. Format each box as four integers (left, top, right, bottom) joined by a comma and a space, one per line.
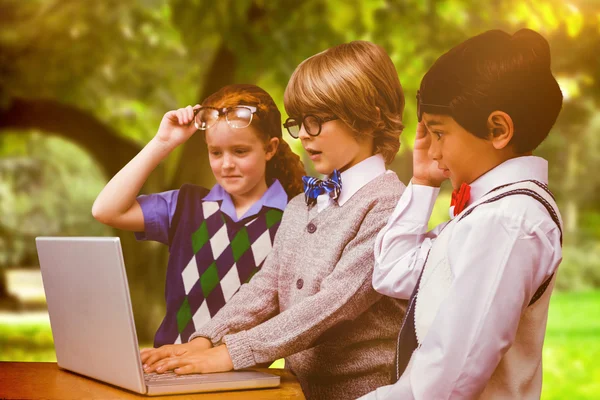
190, 171, 407, 399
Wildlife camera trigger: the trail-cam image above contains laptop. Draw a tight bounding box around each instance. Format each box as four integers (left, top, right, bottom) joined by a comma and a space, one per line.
35, 236, 281, 395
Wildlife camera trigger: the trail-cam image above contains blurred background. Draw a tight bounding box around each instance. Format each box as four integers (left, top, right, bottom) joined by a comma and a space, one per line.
0, 0, 599, 398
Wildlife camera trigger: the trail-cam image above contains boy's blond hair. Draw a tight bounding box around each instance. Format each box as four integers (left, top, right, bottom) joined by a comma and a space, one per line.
284, 41, 405, 164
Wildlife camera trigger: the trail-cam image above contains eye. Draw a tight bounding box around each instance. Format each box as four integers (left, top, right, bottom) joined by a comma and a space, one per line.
432, 131, 444, 140
234, 148, 249, 155
209, 150, 222, 157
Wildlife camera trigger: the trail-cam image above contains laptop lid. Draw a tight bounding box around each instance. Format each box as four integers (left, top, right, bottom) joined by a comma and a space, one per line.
36, 237, 147, 394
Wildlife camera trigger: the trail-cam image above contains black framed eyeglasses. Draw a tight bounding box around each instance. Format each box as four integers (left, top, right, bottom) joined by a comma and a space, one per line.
283, 115, 339, 139
416, 90, 452, 122
193, 105, 258, 130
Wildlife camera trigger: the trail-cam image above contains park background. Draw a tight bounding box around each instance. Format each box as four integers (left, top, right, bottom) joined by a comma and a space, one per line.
0, 0, 599, 398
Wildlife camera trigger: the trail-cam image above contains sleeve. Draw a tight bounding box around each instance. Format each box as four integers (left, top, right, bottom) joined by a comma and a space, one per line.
380, 207, 562, 399
221, 203, 397, 370
134, 190, 179, 245
372, 182, 446, 299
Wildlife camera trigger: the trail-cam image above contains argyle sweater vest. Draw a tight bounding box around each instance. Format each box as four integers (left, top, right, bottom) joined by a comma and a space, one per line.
153, 184, 284, 347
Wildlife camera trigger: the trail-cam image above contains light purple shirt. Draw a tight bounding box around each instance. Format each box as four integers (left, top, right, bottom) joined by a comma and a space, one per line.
135, 180, 288, 245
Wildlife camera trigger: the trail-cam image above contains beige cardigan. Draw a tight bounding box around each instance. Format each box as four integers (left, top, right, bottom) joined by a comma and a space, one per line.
191, 172, 407, 400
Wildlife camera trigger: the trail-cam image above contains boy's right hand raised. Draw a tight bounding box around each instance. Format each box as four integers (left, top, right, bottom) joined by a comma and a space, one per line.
411, 121, 448, 187
154, 105, 202, 152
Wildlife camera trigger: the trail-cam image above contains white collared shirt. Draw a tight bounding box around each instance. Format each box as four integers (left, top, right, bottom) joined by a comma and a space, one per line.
363, 156, 563, 399
316, 154, 388, 213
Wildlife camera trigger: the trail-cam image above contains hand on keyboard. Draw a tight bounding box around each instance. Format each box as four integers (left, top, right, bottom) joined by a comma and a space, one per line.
148, 344, 234, 375
141, 337, 213, 373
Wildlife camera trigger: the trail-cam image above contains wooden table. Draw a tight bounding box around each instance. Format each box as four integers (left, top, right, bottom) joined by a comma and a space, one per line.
0, 362, 305, 399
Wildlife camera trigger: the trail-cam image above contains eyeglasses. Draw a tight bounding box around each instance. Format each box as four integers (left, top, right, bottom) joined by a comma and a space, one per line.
416, 90, 452, 122
193, 105, 258, 130
283, 115, 339, 139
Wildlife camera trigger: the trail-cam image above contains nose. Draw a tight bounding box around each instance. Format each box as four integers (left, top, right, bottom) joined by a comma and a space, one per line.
298, 123, 311, 140
222, 153, 235, 169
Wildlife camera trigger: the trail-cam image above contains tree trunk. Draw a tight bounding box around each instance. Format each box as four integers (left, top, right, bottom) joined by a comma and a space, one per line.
0, 97, 141, 178
169, 43, 237, 189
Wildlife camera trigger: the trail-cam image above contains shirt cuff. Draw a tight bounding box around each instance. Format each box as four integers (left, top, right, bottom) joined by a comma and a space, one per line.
403, 181, 440, 224
134, 196, 159, 242
223, 331, 256, 370
189, 320, 230, 346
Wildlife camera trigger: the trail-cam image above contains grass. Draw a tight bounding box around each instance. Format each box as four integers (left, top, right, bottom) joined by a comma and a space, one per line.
1, 292, 599, 398
541, 291, 600, 399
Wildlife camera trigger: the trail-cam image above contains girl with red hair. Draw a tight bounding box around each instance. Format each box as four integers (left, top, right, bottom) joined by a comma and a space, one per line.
92, 84, 305, 347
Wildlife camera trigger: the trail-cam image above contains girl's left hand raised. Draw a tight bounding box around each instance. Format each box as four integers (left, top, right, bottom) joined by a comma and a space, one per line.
150, 345, 234, 375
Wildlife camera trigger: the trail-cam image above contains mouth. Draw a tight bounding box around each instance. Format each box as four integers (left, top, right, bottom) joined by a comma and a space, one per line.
305, 148, 322, 160
438, 167, 451, 178
222, 176, 242, 179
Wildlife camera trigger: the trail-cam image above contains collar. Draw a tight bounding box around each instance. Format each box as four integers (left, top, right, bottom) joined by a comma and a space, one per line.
467, 156, 549, 207
203, 179, 288, 222
329, 154, 387, 207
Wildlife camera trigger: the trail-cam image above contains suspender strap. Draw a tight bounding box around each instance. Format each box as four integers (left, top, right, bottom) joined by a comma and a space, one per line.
392, 252, 429, 381
459, 180, 562, 306
393, 180, 562, 383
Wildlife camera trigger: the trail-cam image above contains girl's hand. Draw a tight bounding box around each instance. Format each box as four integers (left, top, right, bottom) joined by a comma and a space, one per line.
411, 121, 448, 187
140, 337, 212, 372
153, 105, 202, 152
150, 345, 234, 375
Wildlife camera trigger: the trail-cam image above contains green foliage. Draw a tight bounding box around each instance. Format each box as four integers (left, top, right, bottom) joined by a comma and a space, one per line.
542, 291, 600, 399
0, 0, 599, 340
0, 315, 54, 362
555, 244, 600, 292
0, 133, 111, 267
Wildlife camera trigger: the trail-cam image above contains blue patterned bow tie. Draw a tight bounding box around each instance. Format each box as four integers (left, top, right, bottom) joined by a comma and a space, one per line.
302, 169, 342, 207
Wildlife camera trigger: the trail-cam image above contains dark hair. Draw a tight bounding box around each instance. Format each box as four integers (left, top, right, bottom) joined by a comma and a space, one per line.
419, 29, 563, 153
202, 84, 305, 198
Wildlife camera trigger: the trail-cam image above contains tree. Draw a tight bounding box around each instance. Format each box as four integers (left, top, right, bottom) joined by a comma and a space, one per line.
1, 0, 599, 339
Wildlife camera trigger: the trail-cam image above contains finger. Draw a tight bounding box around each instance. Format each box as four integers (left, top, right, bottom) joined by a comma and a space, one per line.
185, 105, 194, 123
140, 348, 154, 363
140, 348, 152, 356
176, 109, 185, 125
145, 354, 173, 373
164, 110, 178, 123
192, 104, 201, 110
416, 121, 428, 139
155, 356, 187, 373
141, 348, 160, 365
174, 363, 197, 375
144, 348, 173, 369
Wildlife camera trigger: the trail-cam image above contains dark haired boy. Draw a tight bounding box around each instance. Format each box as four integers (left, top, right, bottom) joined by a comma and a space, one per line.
361, 29, 564, 399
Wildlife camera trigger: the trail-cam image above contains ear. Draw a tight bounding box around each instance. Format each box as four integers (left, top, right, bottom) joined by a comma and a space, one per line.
265, 137, 279, 161
487, 111, 514, 150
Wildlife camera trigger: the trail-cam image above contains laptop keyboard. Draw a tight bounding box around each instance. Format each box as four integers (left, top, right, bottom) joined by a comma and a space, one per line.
145, 371, 209, 382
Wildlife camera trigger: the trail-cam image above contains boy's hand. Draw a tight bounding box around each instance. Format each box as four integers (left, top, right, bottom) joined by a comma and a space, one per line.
411, 121, 448, 187
150, 344, 235, 375
153, 105, 202, 152
140, 337, 212, 372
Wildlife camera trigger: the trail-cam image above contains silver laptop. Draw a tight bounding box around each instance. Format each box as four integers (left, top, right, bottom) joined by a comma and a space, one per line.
35, 236, 280, 395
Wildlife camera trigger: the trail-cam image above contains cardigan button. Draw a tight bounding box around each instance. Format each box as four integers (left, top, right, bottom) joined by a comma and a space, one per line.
296, 279, 304, 289
307, 223, 317, 233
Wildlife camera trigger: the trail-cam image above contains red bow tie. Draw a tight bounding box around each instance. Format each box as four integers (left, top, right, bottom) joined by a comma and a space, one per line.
451, 182, 471, 217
